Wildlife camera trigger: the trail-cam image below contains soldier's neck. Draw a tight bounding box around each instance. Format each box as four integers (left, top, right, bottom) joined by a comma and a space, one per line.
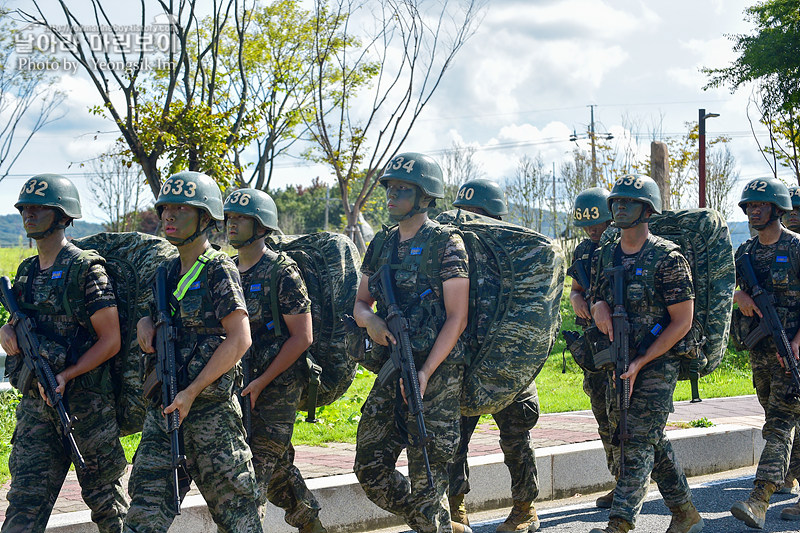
619, 223, 649, 255
35, 231, 68, 270
176, 237, 212, 275
236, 240, 267, 272
397, 212, 428, 242
757, 220, 782, 246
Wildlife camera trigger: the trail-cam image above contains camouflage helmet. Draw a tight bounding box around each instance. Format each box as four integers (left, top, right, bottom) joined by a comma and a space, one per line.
738, 177, 792, 214
453, 178, 508, 216
379, 152, 445, 198
223, 188, 279, 232
154, 171, 224, 221
573, 187, 612, 227
789, 186, 800, 209
15, 173, 82, 219
608, 174, 662, 214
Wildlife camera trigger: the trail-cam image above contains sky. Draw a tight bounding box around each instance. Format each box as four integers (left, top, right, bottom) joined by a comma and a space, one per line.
0, 0, 775, 224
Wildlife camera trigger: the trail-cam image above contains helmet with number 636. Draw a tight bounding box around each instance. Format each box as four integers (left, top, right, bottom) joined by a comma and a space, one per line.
223, 188, 279, 231
154, 171, 224, 221
15, 173, 82, 219
379, 152, 445, 198
573, 187, 612, 227
738, 177, 792, 214
607, 174, 662, 214
453, 178, 508, 216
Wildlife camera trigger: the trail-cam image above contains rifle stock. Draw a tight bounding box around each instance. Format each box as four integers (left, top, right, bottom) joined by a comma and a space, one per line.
0, 276, 86, 470
239, 349, 252, 443
605, 266, 631, 477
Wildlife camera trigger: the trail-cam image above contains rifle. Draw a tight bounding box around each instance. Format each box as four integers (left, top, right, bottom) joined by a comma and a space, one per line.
371, 264, 434, 489
239, 349, 252, 443
605, 265, 631, 477
149, 266, 189, 515
0, 276, 86, 470
737, 253, 800, 399
567, 258, 592, 327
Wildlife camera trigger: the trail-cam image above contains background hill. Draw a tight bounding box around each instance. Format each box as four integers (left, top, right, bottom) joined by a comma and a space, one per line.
0, 214, 105, 246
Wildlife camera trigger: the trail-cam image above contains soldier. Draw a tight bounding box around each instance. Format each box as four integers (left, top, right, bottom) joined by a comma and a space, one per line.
224, 188, 326, 533
782, 185, 800, 233
126, 172, 262, 533
446, 178, 541, 533
730, 177, 800, 527
0, 174, 128, 533
589, 175, 703, 533
569, 187, 618, 508
353, 152, 471, 533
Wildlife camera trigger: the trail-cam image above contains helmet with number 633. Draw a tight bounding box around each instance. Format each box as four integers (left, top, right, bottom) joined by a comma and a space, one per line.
738, 177, 793, 213
223, 188, 279, 231
453, 178, 508, 216
573, 187, 611, 227
379, 152, 445, 198
15, 173, 82, 219
607, 174, 662, 214
154, 171, 224, 221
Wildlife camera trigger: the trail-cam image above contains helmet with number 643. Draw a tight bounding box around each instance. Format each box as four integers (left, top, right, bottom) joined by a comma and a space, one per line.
738, 177, 792, 213
379, 152, 444, 198
154, 171, 224, 221
223, 188, 279, 231
607, 174, 662, 214
573, 187, 612, 227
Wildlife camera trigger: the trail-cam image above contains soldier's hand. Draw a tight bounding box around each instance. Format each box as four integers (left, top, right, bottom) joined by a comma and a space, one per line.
592, 301, 613, 341
37, 382, 51, 405
0, 324, 20, 355
620, 359, 641, 399
241, 378, 267, 409
734, 291, 762, 318
53, 373, 68, 397
164, 390, 195, 425
137, 317, 156, 353
570, 293, 592, 321
399, 370, 428, 404
366, 315, 396, 347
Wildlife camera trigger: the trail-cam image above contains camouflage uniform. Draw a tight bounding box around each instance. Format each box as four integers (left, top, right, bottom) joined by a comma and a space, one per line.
356, 220, 469, 533
124, 252, 262, 533
3, 243, 128, 533
594, 235, 695, 526
735, 229, 800, 487
238, 250, 322, 527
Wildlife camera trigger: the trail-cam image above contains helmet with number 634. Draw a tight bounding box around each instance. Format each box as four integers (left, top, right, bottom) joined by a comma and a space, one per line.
738, 177, 792, 214
607, 174, 662, 214
15, 173, 82, 219
154, 171, 224, 221
453, 178, 508, 216
379, 152, 444, 198
573, 187, 611, 227
223, 188, 279, 231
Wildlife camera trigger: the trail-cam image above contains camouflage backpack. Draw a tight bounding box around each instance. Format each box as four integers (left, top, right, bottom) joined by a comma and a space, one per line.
268, 232, 363, 421
436, 210, 565, 416
597, 209, 735, 400
72, 232, 177, 436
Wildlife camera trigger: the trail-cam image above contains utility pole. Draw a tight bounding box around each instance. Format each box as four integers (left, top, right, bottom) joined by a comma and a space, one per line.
552, 161, 557, 239
324, 178, 330, 231
590, 105, 597, 186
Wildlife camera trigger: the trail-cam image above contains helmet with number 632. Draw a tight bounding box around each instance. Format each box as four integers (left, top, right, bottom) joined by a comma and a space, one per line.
15, 173, 82, 219
573, 187, 612, 227
607, 174, 662, 214
154, 171, 224, 221
738, 177, 792, 214
379, 152, 445, 198
223, 188, 279, 231
453, 178, 508, 216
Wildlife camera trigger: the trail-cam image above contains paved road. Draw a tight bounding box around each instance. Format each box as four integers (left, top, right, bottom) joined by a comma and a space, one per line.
371, 466, 800, 533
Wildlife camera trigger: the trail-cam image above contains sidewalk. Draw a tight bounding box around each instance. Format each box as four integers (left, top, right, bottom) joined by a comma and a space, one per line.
0, 394, 765, 525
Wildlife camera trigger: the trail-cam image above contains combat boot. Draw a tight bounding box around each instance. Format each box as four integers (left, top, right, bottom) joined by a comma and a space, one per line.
450, 493, 470, 526
596, 488, 614, 509
496, 500, 540, 532
589, 517, 633, 533
666, 501, 704, 533
451, 521, 473, 533
730, 480, 777, 529
298, 517, 327, 533
777, 476, 799, 494
780, 499, 800, 521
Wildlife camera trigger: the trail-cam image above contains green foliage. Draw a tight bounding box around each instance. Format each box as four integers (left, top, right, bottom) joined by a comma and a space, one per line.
0, 390, 20, 484
269, 178, 345, 234
689, 417, 714, 428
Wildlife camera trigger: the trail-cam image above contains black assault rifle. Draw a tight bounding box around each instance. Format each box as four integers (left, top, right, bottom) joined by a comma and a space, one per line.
239, 349, 252, 443
606, 266, 631, 477
0, 276, 86, 470
371, 264, 434, 489
737, 253, 800, 399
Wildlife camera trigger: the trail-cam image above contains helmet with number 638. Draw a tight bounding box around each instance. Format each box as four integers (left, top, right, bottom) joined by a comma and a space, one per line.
453, 178, 508, 216
154, 171, 224, 221
15, 173, 82, 219
223, 188, 279, 231
607, 174, 662, 214
738, 177, 792, 214
573, 187, 612, 227
379, 152, 445, 198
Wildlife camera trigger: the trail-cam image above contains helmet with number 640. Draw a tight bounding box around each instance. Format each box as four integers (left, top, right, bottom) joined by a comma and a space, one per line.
154, 171, 224, 221
453, 178, 508, 216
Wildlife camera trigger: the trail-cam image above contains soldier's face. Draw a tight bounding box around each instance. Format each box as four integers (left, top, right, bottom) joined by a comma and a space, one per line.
226, 214, 256, 245
745, 201, 773, 229
20, 205, 57, 236
385, 180, 417, 217
783, 207, 800, 231
161, 203, 200, 241
583, 221, 610, 243
611, 198, 644, 229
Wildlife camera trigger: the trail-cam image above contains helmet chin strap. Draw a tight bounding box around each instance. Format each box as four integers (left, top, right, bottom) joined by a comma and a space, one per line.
752, 206, 782, 231
26, 213, 69, 240
229, 221, 269, 249
613, 204, 650, 229
389, 188, 431, 223
166, 217, 215, 246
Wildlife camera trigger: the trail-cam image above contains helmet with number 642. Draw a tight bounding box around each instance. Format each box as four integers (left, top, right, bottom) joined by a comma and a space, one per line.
607, 174, 662, 214
154, 171, 224, 221
223, 188, 279, 231
573, 187, 611, 227
379, 152, 445, 198
738, 177, 792, 213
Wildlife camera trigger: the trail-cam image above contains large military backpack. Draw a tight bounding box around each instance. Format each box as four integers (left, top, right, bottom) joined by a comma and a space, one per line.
436, 210, 565, 416
598, 209, 735, 400
268, 232, 363, 421
72, 232, 177, 436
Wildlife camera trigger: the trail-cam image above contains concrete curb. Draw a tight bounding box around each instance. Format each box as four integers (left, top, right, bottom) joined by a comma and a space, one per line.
45, 423, 764, 533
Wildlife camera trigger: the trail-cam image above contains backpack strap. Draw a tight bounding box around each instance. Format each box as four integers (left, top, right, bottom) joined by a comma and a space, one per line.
366, 224, 397, 274
172, 248, 221, 311
267, 253, 290, 338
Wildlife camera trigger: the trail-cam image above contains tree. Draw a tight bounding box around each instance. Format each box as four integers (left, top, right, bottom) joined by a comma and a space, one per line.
706, 144, 739, 219
304, 0, 486, 252
506, 154, 548, 232
440, 140, 485, 208
89, 149, 149, 232
0, 8, 65, 181
746, 93, 800, 182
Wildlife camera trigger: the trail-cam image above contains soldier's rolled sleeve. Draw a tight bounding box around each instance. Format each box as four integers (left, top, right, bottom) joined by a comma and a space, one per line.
209, 256, 248, 321
84, 263, 117, 317
361, 241, 377, 278
439, 233, 469, 282
278, 263, 311, 315
656, 251, 694, 307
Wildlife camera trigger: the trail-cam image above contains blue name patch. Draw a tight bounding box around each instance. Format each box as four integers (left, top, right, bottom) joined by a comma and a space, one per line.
410, 247, 423, 255
188, 281, 201, 290
266, 320, 274, 331
250, 283, 262, 292
635, 268, 643, 276
651, 323, 663, 336
777, 256, 789, 263
51, 271, 63, 279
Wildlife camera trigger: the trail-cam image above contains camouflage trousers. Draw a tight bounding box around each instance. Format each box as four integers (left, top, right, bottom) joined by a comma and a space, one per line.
449, 380, 540, 502
3, 367, 128, 533
750, 349, 800, 486
124, 397, 262, 533
248, 366, 321, 528
605, 359, 692, 526
584, 368, 617, 478
355, 362, 463, 533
